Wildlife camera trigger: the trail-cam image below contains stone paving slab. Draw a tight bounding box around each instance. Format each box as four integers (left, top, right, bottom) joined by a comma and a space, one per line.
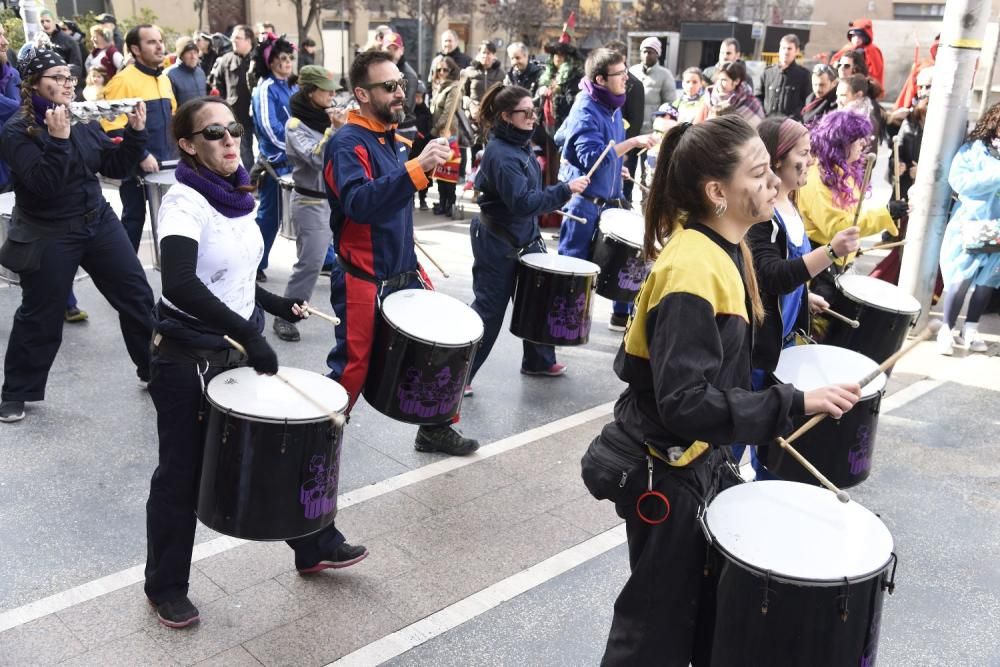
0, 415, 614, 666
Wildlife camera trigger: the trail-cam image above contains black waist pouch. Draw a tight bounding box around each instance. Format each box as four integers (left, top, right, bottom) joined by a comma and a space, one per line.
580, 424, 647, 504
0, 215, 51, 275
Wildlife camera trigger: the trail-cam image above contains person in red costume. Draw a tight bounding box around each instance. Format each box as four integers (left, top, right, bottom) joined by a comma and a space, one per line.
832, 18, 885, 87
894, 34, 939, 111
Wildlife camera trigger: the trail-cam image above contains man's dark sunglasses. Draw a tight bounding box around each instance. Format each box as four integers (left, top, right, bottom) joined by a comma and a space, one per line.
189, 122, 244, 140
363, 78, 407, 93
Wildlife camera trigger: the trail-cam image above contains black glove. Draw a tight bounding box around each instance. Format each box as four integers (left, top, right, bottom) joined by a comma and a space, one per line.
887, 199, 908, 221
275, 296, 307, 322
255, 286, 307, 322
242, 334, 278, 375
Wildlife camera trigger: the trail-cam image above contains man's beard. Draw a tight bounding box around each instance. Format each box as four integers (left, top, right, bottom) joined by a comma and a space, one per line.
373, 98, 405, 125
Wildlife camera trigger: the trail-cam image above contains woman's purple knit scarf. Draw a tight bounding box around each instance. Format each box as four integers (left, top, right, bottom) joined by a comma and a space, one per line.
175, 160, 256, 218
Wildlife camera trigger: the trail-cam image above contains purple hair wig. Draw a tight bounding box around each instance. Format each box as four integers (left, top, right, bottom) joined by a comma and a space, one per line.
810, 110, 873, 208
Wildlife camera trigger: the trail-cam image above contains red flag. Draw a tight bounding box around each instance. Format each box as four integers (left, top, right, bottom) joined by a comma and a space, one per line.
559, 11, 576, 44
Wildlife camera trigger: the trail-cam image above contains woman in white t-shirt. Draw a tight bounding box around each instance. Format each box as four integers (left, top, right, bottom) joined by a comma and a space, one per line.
143, 97, 368, 630
742, 117, 860, 477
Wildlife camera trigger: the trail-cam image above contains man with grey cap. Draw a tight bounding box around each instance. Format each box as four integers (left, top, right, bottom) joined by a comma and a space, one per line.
629, 36, 676, 135
273, 65, 346, 342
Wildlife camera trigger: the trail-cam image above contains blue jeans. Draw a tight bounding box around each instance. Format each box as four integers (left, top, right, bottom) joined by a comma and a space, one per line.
256, 172, 282, 272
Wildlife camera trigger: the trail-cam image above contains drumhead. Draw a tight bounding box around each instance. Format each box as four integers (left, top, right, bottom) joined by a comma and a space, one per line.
837, 274, 921, 315
600, 208, 645, 248
0, 192, 13, 216
206, 366, 348, 422
381, 289, 484, 346
705, 481, 893, 582
521, 253, 600, 276
773, 344, 886, 397
144, 170, 177, 185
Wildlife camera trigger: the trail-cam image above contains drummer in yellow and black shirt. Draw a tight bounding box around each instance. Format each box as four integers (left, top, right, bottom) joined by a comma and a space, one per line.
595, 116, 862, 666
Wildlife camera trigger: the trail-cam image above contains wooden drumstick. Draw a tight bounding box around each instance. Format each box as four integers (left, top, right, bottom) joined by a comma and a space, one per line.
303, 305, 340, 326
414, 238, 450, 278
223, 336, 346, 427
821, 307, 860, 329
775, 436, 851, 503
851, 153, 878, 229
556, 210, 588, 224
623, 173, 650, 195
781, 321, 942, 448
892, 134, 903, 200
857, 239, 907, 256
585, 140, 616, 179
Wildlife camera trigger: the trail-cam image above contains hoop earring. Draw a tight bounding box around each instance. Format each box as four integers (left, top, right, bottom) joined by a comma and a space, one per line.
714, 201, 727, 217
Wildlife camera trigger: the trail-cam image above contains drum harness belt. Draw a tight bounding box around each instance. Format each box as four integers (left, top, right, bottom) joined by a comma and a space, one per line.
581, 196, 628, 209
336, 254, 426, 294
292, 185, 327, 199
478, 213, 542, 258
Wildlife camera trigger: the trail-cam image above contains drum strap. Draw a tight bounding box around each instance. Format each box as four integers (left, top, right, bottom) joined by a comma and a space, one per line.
581, 195, 628, 210
478, 214, 541, 257
336, 255, 418, 292
293, 185, 327, 199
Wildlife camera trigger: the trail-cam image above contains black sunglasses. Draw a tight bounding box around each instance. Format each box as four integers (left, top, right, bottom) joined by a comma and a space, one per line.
189, 122, 244, 141
363, 78, 407, 93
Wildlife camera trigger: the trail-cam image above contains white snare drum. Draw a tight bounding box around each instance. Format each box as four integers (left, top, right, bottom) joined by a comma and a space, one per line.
364, 289, 484, 424
144, 169, 177, 269
705, 481, 896, 666
279, 175, 296, 240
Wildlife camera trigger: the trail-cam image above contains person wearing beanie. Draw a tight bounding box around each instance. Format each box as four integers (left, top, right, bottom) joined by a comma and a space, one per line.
167, 40, 207, 105
629, 36, 676, 134
0, 47, 155, 423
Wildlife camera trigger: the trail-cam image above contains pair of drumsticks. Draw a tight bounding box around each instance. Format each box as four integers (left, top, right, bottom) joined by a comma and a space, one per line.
772, 321, 941, 503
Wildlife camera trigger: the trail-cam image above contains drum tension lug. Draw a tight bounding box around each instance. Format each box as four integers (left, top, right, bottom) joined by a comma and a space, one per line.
280, 421, 289, 455
702, 542, 712, 577
884, 552, 898, 594
837, 577, 851, 622
760, 570, 772, 615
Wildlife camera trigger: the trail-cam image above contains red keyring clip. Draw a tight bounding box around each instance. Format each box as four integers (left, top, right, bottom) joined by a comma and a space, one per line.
636, 490, 671, 525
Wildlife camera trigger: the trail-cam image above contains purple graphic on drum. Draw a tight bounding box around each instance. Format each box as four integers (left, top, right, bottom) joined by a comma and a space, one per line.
617, 256, 648, 292
300, 454, 339, 519
397, 366, 464, 418
848, 425, 873, 476
547, 293, 591, 341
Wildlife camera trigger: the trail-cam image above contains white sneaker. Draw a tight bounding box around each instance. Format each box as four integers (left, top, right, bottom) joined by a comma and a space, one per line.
964, 324, 988, 352
936, 325, 956, 356
969, 337, 989, 353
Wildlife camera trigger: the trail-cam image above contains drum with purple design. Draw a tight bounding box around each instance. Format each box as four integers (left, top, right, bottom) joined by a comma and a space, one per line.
199, 367, 349, 541
593, 208, 650, 301
511, 253, 600, 346
763, 344, 886, 488
364, 289, 484, 425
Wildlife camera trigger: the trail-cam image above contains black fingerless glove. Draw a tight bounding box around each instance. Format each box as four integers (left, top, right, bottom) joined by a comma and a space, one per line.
888, 199, 908, 221
255, 286, 306, 322
242, 334, 279, 374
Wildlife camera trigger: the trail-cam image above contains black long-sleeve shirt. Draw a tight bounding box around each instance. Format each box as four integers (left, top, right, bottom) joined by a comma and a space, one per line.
612, 223, 804, 463
0, 114, 147, 223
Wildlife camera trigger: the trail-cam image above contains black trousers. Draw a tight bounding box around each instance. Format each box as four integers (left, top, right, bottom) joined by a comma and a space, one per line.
145, 352, 345, 603
601, 450, 725, 667
1, 205, 154, 402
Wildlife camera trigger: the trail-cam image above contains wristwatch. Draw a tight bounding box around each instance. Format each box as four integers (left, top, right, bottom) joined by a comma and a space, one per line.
825, 243, 838, 261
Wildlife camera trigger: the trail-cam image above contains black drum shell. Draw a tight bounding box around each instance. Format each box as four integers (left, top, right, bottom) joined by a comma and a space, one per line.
761, 375, 882, 488
363, 310, 479, 425
708, 547, 891, 667
592, 232, 647, 301
198, 409, 343, 541
510, 261, 596, 346
819, 284, 918, 365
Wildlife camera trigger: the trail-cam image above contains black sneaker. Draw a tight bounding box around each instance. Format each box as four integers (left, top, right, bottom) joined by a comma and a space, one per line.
418, 200, 430, 211
256, 270, 267, 283
415, 424, 479, 456
64, 306, 89, 323
0, 400, 25, 423
273, 318, 301, 342
297, 542, 370, 574
608, 314, 628, 332
151, 596, 199, 628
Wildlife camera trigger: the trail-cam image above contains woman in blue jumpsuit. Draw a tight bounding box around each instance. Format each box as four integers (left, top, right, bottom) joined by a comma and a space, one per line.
466, 83, 589, 393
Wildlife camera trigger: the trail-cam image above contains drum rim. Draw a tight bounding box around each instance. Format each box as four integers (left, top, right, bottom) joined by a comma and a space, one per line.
380, 291, 484, 347
600, 229, 643, 250
204, 396, 344, 425
835, 275, 921, 315
519, 253, 601, 276
771, 344, 887, 397
709, 537, 893, 586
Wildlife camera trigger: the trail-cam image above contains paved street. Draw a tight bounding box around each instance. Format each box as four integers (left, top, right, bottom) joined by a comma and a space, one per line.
1, 187, 999, 666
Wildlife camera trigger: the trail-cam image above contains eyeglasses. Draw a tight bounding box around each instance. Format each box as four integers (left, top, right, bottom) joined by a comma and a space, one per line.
435, 67, 449, 73
917, 84, 932, 90
837, 62, 853, 70
41, 74, 79, 86
363, 78, 407, 93
510, 107, 536, 118
276, 54, 295, 63
604, 69, 628, 79
189, 122, 244, 141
